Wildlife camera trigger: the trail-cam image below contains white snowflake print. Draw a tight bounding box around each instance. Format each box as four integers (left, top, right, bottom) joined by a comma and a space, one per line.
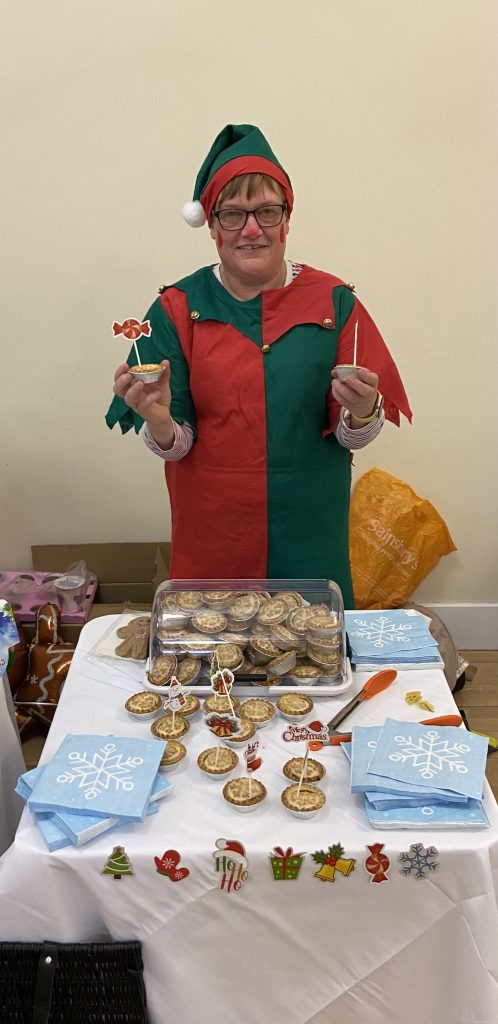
389, 729, 470, 779
399, 843, 440, 879
349, 616, 412, 648
56, 743, 144, 800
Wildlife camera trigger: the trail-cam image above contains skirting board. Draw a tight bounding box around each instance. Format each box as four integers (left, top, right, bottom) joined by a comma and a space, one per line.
424, 603, 498, 650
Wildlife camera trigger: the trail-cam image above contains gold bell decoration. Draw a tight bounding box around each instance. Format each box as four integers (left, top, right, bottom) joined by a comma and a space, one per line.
312, 844, 356, 883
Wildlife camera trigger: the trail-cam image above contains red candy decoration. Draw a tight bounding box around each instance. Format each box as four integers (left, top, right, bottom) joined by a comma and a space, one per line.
364, 843, 390, 884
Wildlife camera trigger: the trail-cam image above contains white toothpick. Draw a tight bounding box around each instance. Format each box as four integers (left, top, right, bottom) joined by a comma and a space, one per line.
224, 677, 235, 717
215, 745, 221, 768
133, 339, 142, 365
353, 320, 358, 367
297, 741, 310, 797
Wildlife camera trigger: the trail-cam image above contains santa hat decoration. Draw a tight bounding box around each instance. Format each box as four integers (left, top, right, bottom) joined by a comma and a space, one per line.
214, 838, 248, 867
182, 123, 294, 228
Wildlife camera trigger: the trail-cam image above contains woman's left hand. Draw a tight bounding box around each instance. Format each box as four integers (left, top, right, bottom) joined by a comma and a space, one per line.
331, 365, 379, 419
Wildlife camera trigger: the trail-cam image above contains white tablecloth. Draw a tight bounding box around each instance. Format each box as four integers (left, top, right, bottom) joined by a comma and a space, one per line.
1, 617, 497, 1024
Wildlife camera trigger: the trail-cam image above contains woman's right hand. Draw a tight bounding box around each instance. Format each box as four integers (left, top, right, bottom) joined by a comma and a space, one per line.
113, 359, 172, 430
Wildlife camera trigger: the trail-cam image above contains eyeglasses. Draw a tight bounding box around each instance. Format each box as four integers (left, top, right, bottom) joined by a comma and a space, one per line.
212, 203, 287, 231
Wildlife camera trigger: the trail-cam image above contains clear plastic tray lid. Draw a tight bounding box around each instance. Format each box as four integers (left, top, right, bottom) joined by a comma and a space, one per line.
147, 579, 349, 694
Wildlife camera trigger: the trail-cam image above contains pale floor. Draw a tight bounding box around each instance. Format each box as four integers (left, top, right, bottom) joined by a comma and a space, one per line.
458, 651, 498, 799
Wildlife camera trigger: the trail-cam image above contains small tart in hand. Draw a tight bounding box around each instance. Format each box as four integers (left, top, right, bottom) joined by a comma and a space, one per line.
223, 776, 267, 811
197, 746, 239, 778
276, 693, 314, 720
151, 714, 190, 740
281, 783, 326, 818
283, 756, 325, 784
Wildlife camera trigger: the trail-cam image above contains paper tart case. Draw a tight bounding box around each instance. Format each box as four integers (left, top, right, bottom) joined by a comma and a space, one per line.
276, 693, 314, 721
281, 783, 326, 818
151, 715, 191, 740
222, 717, 256, 747
223, 776, 267, 812
204, 693, 241, 714
239, 698, 276, 728
283, 757, 326, 784
129, 363, 164, 383
197, 746, 239, 779
125, 691, 163, 720
159, 740, 187, 772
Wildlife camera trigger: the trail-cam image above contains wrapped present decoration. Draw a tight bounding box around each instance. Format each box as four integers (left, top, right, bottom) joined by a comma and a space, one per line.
270, 846, 304, 880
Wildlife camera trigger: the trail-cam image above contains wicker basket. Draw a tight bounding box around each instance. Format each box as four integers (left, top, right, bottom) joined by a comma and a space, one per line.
0, 940, 149, 1023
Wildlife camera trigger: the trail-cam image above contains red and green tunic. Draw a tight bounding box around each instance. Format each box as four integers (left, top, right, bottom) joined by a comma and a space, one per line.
106, 264, 411, 607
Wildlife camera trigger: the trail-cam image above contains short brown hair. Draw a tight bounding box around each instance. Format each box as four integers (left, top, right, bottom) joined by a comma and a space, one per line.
215, 173, 286, 207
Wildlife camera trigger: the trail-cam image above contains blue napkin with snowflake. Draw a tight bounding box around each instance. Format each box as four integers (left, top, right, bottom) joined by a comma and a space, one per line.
17, 763, 169, 847
350, 726, 468, 801
27, 734, 164, 821
345, 610, 442, 667
367, 718, 488, 800
365, 798, 489, 829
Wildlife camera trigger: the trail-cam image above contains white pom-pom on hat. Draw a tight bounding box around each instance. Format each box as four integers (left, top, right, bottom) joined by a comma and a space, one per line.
182, 200, 206, 227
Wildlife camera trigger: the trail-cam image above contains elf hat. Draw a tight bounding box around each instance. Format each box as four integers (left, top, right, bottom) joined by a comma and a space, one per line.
214, 838, 247, 866
182, 124, 293, 228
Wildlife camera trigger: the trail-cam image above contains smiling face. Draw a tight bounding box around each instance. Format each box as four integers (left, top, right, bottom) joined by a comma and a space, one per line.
209, 178, 289, 295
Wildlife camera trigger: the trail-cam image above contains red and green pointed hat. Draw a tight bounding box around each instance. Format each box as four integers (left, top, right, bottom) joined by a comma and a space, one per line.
182, 123, 294, 227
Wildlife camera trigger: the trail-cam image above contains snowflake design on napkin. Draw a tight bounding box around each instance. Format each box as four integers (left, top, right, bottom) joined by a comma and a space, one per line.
57, 743, 143, 800
389, 730, 470, 780
349, 615, 412, 648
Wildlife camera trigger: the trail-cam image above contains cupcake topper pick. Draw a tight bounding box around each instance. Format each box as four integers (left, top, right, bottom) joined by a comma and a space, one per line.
164, 675, 190, 729
112, 318, 151, 368
244, 739, 262, 800
210, 650, 236, 717
296, 740, 310, 797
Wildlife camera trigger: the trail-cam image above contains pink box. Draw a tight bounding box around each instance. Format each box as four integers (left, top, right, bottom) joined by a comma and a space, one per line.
0, 570, 98, 623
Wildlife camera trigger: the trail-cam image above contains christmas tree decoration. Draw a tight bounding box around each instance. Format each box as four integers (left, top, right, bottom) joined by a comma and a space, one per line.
270, 847, 304, 881
154, 849, 190, 882
312, 844, 356, 883
364, 843, 390, 883
398, 843, 440, 879
102, 846, 134, 880
213, 838, 248, 892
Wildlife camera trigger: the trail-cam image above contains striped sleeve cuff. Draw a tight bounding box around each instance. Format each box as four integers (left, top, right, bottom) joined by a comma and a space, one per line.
142, 420, 194, 461
335, 407, 385, 449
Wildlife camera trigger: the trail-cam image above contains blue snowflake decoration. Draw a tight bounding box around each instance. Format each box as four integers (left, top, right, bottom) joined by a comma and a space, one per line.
399, 842, 440, 880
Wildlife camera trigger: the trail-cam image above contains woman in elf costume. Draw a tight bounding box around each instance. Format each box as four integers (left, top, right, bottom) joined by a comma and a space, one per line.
106, 124, 411, 607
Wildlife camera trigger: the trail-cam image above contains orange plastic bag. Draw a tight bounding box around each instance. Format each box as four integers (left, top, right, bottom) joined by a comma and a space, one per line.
349, 468, 457, 609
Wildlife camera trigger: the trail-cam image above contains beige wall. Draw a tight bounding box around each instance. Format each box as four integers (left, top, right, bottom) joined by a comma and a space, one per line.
2, 0, 497, 602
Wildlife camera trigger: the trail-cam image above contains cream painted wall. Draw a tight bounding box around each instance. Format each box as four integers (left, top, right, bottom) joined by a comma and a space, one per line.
2, 0, 497, 601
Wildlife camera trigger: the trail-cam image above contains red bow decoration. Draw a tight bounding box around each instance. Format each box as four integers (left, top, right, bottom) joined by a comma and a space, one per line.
154, 849, 189, 882
273, 847, 303, 860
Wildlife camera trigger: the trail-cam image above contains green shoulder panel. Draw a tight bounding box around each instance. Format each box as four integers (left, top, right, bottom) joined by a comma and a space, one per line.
105, 296, 196, 436
332, 284, 356, 334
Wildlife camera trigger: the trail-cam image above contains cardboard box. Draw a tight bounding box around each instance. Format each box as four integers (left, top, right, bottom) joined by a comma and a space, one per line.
31, 542, 171, 605
27, 542, 171, 643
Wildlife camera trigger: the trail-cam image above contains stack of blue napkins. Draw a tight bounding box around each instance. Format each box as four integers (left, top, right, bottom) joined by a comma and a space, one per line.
17, 734, 171, 850
343, 718, 490, 829
345, 609, 444, 670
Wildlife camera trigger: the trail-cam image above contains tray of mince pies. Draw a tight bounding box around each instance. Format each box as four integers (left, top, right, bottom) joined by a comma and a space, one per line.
144, 578, 353, 697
